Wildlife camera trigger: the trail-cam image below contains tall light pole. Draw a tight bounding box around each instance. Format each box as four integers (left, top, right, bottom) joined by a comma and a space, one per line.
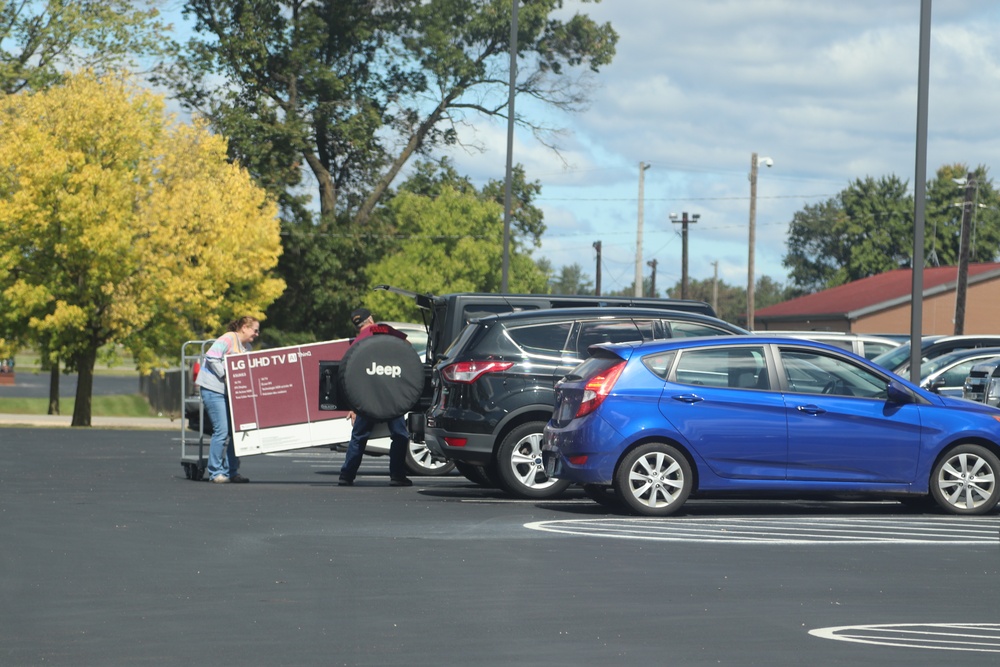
501, 0, 519, 293
635, 161, 650, 297
747, 152, 773, 330
670, 211, 700, 300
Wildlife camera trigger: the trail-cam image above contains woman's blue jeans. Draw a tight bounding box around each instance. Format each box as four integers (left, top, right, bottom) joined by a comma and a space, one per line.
201, 387, 239, 480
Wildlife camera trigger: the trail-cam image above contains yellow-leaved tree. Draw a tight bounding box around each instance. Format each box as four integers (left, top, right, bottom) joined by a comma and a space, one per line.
0, 71, 285, 426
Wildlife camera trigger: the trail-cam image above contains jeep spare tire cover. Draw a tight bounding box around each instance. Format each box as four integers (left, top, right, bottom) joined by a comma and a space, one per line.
339, 333, 424, 420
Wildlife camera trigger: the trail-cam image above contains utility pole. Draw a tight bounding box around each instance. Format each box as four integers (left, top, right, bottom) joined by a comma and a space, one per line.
711, 261, 719, 314
635, 162, 650, 297
747, 152, 772, 330
593, 241, 602, 296
670, 211, 700, 300
646, 259, 658, 298
954, 172, 976, 335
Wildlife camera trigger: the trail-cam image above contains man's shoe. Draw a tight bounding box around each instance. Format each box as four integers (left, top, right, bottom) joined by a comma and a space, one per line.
338, 477, 354, 486
389, 477, 413, 487
230, 474, 250, 483
211, 475, 230, 484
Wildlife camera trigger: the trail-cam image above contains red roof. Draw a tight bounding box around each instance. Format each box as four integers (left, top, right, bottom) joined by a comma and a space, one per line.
757, 263, 1000, 319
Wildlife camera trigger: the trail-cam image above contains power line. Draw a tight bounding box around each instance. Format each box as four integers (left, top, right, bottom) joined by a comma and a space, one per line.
538, 194, 834, 203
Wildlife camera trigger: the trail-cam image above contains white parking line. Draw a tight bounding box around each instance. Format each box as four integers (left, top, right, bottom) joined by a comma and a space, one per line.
809, 623, 1000, 652
524, 516, 1000, 544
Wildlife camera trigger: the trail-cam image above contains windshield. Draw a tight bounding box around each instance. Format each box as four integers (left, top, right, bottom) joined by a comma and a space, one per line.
872, 343, 911, 371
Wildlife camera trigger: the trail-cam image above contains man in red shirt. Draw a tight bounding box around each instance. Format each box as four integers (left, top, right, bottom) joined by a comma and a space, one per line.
338, 308, 413, 487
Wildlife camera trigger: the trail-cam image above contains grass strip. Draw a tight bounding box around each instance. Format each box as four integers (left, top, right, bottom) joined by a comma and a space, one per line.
0, 394, 158, 418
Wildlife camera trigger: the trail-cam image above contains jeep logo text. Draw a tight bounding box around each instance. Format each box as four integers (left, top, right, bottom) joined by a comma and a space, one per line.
366, 362, 402, 378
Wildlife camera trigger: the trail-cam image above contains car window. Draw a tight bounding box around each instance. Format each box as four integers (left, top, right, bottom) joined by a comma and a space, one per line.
667, 321, 737, 338
813, 337, 853, 352
673, 346, 769, 389
503, 322, 574, 358
574, 319, 655, 357
780, 348, 888, 399
861, 341, 897, 359
642, 351, 677, 379
938, 360, 981, 388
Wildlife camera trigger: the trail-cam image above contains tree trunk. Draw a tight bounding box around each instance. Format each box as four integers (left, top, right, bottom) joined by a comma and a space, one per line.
47, 360, 59, 415
71, 348, 97, 427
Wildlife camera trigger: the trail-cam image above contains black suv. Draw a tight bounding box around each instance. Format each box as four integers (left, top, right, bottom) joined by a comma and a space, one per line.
421, 307, 747, 498
374, 285, 722, 366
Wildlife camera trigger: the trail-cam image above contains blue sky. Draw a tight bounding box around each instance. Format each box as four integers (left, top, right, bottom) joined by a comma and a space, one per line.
156, 1, 1000, 294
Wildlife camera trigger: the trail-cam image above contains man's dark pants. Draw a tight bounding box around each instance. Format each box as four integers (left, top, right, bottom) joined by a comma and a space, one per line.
339, 412, 409, 481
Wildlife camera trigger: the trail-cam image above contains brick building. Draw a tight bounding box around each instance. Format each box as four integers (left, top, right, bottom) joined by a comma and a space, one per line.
754, 263, 1000, 335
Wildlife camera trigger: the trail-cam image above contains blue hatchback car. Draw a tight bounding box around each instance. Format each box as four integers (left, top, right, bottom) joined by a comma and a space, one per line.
543, 336, 1000, 516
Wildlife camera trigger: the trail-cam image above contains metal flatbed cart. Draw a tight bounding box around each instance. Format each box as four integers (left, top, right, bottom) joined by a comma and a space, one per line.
180, 339, 214, 481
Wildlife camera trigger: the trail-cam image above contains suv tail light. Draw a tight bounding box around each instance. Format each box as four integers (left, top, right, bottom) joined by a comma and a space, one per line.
576, 361, 626, 418
441, 360, 515, 384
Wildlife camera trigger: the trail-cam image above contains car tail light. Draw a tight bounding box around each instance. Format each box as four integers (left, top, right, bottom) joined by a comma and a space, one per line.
441, 360, 514, 384
575, 361, 626, 418
568, 455, 588, 465
444, 437, 467, 447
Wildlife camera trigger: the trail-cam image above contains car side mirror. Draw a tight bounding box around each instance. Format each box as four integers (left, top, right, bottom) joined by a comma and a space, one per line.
887, 380, 913, 404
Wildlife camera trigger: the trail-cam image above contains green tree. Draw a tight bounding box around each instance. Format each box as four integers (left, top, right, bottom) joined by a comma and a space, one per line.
550, 263, 594, 295
159, 0, 616, 338
396, 157, 546, 248
364, 186, 548, 323
924, 164, 1000, 268
665, 276, 791, 327
783, 166, 1000, 293
163, 0, 616, 223
0, 71, 285, 426
0, 0, 167, 94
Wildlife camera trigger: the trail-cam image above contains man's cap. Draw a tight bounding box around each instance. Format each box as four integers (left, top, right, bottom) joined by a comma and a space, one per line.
350, 308, 372, 328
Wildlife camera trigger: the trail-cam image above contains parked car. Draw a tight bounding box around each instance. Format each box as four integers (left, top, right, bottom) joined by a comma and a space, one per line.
422, 307, 748, 498
543, 336, 1000, 516
918, 347, 1000, 397
872, 335, 1000, 375
327, 288, 723, 477
963, 358, 1000, 406
761, 331, 900, 360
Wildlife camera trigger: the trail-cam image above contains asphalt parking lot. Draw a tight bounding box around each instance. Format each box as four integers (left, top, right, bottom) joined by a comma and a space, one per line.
2, 427, 1000, 666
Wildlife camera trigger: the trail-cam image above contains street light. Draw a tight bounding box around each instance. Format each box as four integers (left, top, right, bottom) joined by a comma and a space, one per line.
669, 211, 700, 300
747, 152, 773, 330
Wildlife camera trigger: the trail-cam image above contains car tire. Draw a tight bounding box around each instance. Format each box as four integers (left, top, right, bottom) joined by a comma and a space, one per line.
495, 421, 571, 499
405, 442, 455, 477
614, 442, 692, 517
930, 444, 1000, 515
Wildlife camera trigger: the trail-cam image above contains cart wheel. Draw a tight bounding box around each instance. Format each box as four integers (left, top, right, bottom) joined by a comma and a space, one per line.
182, 463, 193, 479
192, 464, 206, 481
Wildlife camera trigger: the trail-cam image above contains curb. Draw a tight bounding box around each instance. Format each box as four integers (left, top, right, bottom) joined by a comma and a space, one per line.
0, 414, 178, 430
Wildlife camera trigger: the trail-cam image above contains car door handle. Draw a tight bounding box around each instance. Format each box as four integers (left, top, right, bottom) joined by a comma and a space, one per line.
672, 394, 704, 404
796, 404, 826, 415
